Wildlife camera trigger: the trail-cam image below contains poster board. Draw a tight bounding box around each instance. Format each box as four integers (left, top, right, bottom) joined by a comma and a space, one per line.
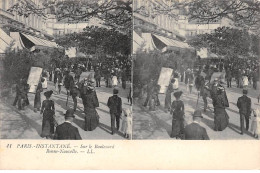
27, 67, 43, 93
157, 67, 173, 94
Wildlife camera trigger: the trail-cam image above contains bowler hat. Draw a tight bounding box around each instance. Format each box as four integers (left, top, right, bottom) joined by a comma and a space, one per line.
173, 91, 183, 98
243, 89, 248, 95
44, 90, 53, 97
193, 110, 203, 118
113, 88, 119, 95
64, 108, 75, 118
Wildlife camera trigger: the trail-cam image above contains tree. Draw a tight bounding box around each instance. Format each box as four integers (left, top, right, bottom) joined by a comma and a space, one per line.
7, 0, 132, 33
55, 26, 131, 57
188, 26, 259, 58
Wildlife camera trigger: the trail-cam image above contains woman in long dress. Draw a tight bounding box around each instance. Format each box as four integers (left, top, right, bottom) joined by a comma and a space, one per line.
82, 78, 99, 131
170, 91, 185, 139
121, 108, 132, 139
40, 90, 55, 139
212, 87, 229, 131
42, 70, 48, 89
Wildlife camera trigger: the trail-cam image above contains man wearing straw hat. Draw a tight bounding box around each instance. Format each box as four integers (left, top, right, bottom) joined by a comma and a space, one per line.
184, 110, 209, 140
54, 108, 82, 140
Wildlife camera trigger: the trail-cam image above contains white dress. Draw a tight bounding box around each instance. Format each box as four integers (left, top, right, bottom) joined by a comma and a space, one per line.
242, 76, 248, 87
112, 76, 118, 86
42, 77, 48, 89
121, 116, 132, 135
250, 109, 260, 135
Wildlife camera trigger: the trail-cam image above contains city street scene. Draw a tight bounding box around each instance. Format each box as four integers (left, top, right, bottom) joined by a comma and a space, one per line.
133, 0, 260, 140
0, 0, 132, 140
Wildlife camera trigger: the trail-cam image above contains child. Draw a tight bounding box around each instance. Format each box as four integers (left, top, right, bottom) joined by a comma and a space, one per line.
121, 108, 132, 139
40, 90, 55, 139
34, 78, 44, 112
250, 108, 260, 139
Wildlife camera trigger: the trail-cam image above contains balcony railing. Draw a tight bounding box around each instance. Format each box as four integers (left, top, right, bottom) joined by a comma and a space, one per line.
0, 9, 14, 20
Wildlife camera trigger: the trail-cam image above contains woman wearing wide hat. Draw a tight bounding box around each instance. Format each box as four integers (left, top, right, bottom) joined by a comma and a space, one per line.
170, 91, 185, 139
40, 90, 55, 139
81, 75, 100, 131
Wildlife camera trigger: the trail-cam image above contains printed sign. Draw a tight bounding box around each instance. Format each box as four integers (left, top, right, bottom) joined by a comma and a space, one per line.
157, 67, 173, 94
27, 67, 43, 93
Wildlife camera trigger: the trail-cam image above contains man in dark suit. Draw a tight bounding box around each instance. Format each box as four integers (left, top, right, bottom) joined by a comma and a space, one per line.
237, 89, 251, 134
184, 110, 210, 140
54, 109, 82, 140
107, 88, 122, 135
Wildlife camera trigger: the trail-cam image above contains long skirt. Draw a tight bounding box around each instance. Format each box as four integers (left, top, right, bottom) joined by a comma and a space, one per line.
41, 110, 55, 137
171, 119, 184, 138
214, 107, 229, 131
34, 92, 41, 109
84, 108, 99, 131
112, 76, 118, 86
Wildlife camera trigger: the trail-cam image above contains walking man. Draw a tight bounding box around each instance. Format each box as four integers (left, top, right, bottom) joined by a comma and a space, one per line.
237, 89, 252, 135
107, 88, 122, 135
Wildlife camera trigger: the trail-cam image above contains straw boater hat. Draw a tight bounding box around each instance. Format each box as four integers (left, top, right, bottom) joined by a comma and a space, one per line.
173, 91, 183, 98
64, 108, 75, 118
44, 90, 53, 97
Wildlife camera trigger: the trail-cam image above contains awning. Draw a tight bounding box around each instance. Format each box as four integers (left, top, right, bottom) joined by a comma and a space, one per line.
0, 28, 13, 53
141, 33, 157, 52
20, 33, 58, 49
133, 31, 145, 54
152, 34, 191, 50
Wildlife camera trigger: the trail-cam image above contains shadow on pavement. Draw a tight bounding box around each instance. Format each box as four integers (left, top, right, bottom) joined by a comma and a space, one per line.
98, 122, 112, 135
73, 118, 85, 130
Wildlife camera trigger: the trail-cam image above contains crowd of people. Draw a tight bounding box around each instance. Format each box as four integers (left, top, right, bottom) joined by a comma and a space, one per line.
10, 61, 132, 140
134, 58, 260, 140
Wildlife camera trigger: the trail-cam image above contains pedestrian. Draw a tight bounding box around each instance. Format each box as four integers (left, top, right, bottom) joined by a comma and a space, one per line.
112, 74, 118, 87
107, 88, 122, 135
242, 75, 248, 89
64, 70, 74, 95
127, 84, 132, 106
57, 70, 63, 94
252, 69, 258, 90
94, 67, 101, 87
54, 108, 82, 140
34, 78, 44, 112
121, 69, 127, 89
170, 91, 185, 139
82, 77, 99, 131
53, 68, 59, 90
225, 68, 232, 88
12, 79, 22, 109
250, 108, 260, 139
237, 89, 251, 135
188, 71, 194, 94
48, 69, 52, 81
120, 108, 132, 139
74, 65, 82, 83
42, 69, 48, 89
143, 79, 154, 107
212, 86, 229, 131
70, 80, 80, 112
40, 90, 55, 139
165, 78, 175, 112
184, 110, 209, 140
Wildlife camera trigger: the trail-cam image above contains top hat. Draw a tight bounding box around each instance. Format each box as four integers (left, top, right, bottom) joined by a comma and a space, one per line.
64, 108, 75, 118
44, 90, 53, 97
193, 110, 203, 118
243, 89, 248, 95
173, 91, 183, 98
113, 88, 119, 95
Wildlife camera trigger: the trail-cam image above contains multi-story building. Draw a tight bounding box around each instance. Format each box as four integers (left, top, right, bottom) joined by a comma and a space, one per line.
0, 0, 56, 54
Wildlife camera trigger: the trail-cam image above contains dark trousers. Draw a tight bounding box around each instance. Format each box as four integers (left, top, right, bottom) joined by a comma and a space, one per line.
122, 80, 126, 89
253, 80, 257, 90
240, 113, 249, 133
202, 95, 208, 111
95, 78, 101, 87
227, 78, 232, 87
143, 94, 151, 107
110, 113, 120, 133
72, 95, 77, 111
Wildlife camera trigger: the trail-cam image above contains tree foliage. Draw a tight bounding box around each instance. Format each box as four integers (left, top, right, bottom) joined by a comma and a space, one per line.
188, 26, 260, 58
8, 0, 132, 33
55, 26, 131, 57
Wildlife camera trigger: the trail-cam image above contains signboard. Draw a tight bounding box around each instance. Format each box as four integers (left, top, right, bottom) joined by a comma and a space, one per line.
157, 67, 173, 94
27, 67, 43, 93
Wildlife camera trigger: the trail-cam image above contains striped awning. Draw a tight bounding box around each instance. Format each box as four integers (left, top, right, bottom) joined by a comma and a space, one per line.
21, 33, 58, 49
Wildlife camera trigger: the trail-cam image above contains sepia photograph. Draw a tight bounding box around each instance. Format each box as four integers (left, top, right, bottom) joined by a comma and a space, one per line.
133, 0, 260, 140
0, 0, 132, 140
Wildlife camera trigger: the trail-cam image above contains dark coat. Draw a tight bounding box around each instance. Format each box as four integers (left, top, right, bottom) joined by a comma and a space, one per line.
107, 95, 122, 115
184, 122, 210, 140
54, 122, 82, 140
64, 74, 74, 90
237, 95, 251, 116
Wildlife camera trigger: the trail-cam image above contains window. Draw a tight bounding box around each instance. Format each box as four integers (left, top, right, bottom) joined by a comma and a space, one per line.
2, 0, 6, 10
